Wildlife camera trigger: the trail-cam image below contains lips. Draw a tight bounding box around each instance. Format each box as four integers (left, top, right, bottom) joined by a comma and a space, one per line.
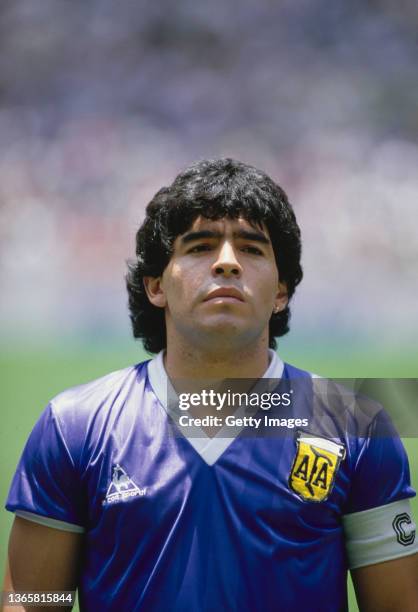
203, 287, 245, 302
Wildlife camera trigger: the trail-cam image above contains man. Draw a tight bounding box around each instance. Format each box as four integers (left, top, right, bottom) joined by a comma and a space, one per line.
3, 158, 418, 611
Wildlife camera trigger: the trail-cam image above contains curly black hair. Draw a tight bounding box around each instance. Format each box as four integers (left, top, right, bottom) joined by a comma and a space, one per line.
126, 158, 303, 353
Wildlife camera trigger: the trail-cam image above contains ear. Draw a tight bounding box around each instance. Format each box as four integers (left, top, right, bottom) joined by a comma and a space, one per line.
143, 276, 167, 308
273, 281, 288, 314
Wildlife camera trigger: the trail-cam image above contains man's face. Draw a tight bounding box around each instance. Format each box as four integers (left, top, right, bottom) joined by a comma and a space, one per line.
144, 216, 288, 351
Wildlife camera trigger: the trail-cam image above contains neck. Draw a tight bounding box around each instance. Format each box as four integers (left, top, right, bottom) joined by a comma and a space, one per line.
164, 339, 270, 380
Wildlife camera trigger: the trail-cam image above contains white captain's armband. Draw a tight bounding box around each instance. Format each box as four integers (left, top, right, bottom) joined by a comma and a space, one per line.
343, 499, 418, 569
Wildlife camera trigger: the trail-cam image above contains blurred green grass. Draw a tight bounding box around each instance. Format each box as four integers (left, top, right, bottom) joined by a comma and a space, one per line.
1, 340, 417, 611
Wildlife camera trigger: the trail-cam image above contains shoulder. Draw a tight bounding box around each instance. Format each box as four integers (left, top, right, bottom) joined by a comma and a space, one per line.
51, 360, 150, 411
282, 361, 406, 468
47, 360, 152, 445
283, 362, 384, 433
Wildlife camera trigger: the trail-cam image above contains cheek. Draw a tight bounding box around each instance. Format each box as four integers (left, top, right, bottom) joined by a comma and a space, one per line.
253, 266, 279, 300
164, 263, 199, 302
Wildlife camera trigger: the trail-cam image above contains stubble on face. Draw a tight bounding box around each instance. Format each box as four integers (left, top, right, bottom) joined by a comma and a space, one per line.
160, 216, 287, 372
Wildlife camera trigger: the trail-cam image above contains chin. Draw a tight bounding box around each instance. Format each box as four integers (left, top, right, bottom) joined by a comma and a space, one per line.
196, 320, 260, 346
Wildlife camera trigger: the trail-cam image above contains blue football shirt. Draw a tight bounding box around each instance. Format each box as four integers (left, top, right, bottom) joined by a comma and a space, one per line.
6, 351, 418, 611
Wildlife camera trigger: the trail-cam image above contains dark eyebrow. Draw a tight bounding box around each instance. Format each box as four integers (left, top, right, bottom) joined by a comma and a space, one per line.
180, 228, 270, 245
181, 230, 222, 244
235, 229, 270, 245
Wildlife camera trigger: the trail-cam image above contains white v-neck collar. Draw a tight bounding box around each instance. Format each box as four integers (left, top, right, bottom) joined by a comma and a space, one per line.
147, 349, 284, 465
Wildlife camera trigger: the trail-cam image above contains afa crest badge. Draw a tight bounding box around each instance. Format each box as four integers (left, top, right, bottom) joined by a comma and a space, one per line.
289, 432, 346, 502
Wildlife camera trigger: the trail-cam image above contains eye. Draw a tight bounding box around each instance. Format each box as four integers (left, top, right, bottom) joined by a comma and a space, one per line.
187, 243, 213, 253
241, 245, 263, 255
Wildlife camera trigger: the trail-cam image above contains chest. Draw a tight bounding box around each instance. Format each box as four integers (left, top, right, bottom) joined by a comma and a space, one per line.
83, 425, 349, 543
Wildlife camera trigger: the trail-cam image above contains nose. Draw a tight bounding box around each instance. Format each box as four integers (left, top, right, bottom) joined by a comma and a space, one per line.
211, 241, 242, 278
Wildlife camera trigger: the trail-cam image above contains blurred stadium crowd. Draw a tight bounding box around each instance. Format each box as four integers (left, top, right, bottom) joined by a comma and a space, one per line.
0, 0, 417, 346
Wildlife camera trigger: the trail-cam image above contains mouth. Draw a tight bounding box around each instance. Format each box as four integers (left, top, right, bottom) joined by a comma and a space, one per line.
203, 287, 245, 302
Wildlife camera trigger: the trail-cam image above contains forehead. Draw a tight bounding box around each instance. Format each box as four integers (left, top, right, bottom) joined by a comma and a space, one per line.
180, 215, 270, 237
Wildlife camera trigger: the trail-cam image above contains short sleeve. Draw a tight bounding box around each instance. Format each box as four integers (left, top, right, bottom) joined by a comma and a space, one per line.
5, 402, 86, 531
342, 410, 417, 568
345, 410, 415, 514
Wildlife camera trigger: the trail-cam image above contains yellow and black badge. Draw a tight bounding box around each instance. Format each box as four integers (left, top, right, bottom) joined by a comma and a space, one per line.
289, 432, 346, 502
